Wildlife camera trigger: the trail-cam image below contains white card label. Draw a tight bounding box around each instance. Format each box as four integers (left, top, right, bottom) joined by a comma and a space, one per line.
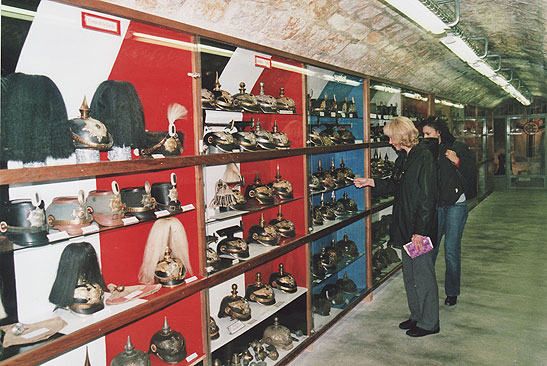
185, 276, 198, 284
154, 210, 170, 218
340, 112, 346, 118
122, 217, 139, 225
319, 112, 325, 116
21, 327, 49, 340
81, 224, 100, 234
227, 320, 245, 335
151, 154, 165, 159
182, 204, 195, 212
48, 231, 69, 242
186, 353, 198, 362
279, 110, 293, 115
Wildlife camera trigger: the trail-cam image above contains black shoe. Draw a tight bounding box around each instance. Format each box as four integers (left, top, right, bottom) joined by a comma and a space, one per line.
445, 296, 457, 306
406, 326, 440, 337
398, 319, 417, 330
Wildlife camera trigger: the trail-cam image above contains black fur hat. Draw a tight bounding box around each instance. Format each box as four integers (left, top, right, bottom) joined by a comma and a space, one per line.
49, 242, 106, 314
90, 80, 146, 149
0, 73, 74, 163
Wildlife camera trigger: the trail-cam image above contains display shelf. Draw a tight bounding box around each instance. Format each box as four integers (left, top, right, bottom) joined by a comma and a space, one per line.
370, 141, 390, 149
370, 198, 394, 214
311, 252, 366, 286
206, 196, 303, 224
241, 333, 308, 366
309, 182, 355, 197
369, 114, 397, 120
211, 287, 307, 351
202, 107, 300, 116
312, 287, 367, 331
0, 204, 196, 253
309, 211, 364, 233
372, 261, 402, 285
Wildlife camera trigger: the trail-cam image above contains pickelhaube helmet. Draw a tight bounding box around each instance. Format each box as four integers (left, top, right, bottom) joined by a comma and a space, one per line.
241, 349, 254, 363
338, 191, 358, 213
271, 121, 291, 149
311, 252, 327, 280
269, 165, 294, 200
111, 336, 151, 366
245, 174, 274, 205
233, 123, 260, 152
313, 160, 336, 190
245, 272, 276, 306
308, 128, 323, 146
218, 284, 251, 321
253, 120, 276, 150
154, 246, 186, 287
308, 174, 321, 191
312, 294, 331, 316
204, 130, 239, 153
318, 194, 336, 221
151, 173, 181, 213
0, 194, 48, 246
46, 190, 93, 235
336, 272, 357, 294
334, 157, 355, 186
247, 213, 280, 247
276, 87, 296, 113
320, 283, 344, 305
121, 181, 157, 220
86, 181, 125, 227
230, 189, 247, 210
313, 246, 337, 274
319, 125, 342, 145
335, 233, 359, 259
251, 341, 267, 362
268, 206, 296, 238
209, 316, 220, 340
269, 263, 297, 293
212, 72, 236, 111
338, 126, 355, 144
384, 245, 400, 263
233, 82, 260, 113
216, 225, 249, 259
326, 237, 343, 265
262, 317, 293, 350
310, 199, 324, 226
70, 96, 113, 151
149, 317, 186, 364
201, 88, 216, 109
327, 94, 338, 113
256, 82, 278, 113
326, 191, 348, 218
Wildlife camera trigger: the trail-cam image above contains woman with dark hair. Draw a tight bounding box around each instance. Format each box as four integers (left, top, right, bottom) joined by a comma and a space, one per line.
423, 117, 476, 306
355, 117, 439, 337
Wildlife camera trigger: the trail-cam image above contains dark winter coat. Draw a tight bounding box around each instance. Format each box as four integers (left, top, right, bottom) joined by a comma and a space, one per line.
372, 140, 438, 248
437, 140, 476, 206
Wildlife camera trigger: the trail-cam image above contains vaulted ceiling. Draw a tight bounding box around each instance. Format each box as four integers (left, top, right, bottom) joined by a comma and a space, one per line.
84, 1, 547, 108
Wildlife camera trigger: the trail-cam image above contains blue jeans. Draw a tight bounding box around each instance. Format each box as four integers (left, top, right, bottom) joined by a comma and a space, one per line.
433, 201, 468, 297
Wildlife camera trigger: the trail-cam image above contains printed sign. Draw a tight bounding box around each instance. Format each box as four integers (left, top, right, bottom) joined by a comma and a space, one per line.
81, 12, 121, 35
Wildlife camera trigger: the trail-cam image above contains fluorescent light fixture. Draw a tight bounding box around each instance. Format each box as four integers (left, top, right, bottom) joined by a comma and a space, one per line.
133, 32, 198, 52
322, 74, 361, 86
402, 92, 428, 101
440, 33, 480, 64
372, 85, 401, 94
489, 74, 508, 88
435, 98, 464, 109
470, 60, 496, 78
1, 5, 35, 21
384, 0, 449, 34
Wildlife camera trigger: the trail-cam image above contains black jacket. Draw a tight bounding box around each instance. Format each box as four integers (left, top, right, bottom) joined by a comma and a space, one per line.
437, 140, 476, 206
372, 141, 438, 247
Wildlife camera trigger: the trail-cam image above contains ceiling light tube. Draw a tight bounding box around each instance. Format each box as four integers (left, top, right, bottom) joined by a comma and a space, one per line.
372, 85, 401, 94
384, 0, 450, 34
489, 74, 508, 88
470, 60, 496, 78
440, 33, 480, 64
402, 92, 428, 101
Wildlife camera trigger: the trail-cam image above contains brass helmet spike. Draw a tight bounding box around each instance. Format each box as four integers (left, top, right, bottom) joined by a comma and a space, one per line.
79, 96, 90, 119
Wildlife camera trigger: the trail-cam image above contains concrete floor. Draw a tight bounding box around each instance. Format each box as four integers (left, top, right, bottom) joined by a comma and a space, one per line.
290, 191, 547, 366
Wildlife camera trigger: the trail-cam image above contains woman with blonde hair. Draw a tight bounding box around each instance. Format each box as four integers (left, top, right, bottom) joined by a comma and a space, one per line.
355, 116, 440, 337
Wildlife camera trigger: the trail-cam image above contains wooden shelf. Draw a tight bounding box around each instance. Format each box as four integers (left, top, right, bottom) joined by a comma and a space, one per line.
0, 144, 370, 185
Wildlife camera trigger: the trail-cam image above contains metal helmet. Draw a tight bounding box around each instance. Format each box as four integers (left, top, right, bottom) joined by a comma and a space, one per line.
271, 121, 291, 149
262, 317, 293, 350
269, 263, 297, 293
86, 181, 125, 227
256, 82, 278, 113
218, 284, 252, 321
252, 120, 276, 150
120, 181, 157, 220
319, 125, 342, 145
338, 191, 358, 213
154, 247, 186, 287
212, 72, 236, 111
335, 233, 359, 259
70, 97, 113, 151
149, 317, 186, 364
204, 130, 238, 153
326, 237, 343, 265
320, 283, 344, 305
209, 317, 220, 340
308, 174, 321, 191
313, 247, 337, 275
247, 214, 280, 247
268, 206, 296, 238
216, 225, 249, 259
334, 157, 355, 185
338, 126, 355, 144
318, 194, 336, 221
276, 87, 296, 113
245, 174, 274, 205
312, 294, 331, 316
308, 128, 323, 146
336, 272, 358, 294
46, 190, 93, 235
233, 129, 260, 151
0, 194, 48, 246
245, 272, 276, 306
111, 336, 150, 366
70, 280, 105, 315
151, 173, 181, 213
268, 165, 294, 200
326, 191, 348, 218
232, 82, 261, 113
201, 88, 216, 109
313, 160, 336, 190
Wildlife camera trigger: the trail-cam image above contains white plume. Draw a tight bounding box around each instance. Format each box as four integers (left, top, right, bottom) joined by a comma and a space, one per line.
167, 103, 188, 124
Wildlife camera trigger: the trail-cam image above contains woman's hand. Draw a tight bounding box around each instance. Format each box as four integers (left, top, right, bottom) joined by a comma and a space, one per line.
353, 178, 375, 188
412, 234, 424, 251
445, 149, 460, 166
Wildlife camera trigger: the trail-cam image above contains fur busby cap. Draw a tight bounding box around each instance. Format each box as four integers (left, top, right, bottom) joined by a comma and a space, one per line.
1, 73, 74, 163
48, 242, 106, 312
90, 80, 146, 149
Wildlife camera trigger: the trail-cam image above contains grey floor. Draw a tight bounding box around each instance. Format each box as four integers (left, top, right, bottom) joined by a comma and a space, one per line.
290, 191, 547, 366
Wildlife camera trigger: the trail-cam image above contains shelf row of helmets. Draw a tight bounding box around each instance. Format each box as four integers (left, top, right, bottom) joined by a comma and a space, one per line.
309, 92, 359, 117
311, 234, 360, 281
308, 124, 356, 146
310, 192, 358, 226
309, 157, 355, 192
312, 272, 358, 316
204, 118, 291, 154
0, 173, 180, 247
0, 73, 185, 165
202, 73, 296, 114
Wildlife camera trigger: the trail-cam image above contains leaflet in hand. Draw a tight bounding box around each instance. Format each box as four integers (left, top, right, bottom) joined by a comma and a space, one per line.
403, 236, 433, 258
